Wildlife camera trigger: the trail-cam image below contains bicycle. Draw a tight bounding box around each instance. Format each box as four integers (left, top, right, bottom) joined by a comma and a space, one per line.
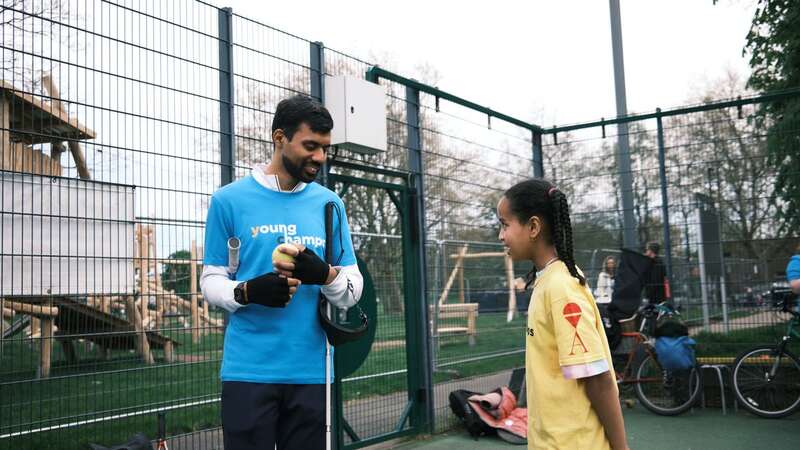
612, 302, 702, 416
732, 288, 800, 418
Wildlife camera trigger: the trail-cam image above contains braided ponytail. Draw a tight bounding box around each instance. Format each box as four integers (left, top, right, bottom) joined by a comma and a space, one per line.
550, 190, 586, 285
504, 178, 585, 287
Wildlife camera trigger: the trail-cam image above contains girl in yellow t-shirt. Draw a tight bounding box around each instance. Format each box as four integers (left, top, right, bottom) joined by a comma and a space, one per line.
497, 178, 628, 450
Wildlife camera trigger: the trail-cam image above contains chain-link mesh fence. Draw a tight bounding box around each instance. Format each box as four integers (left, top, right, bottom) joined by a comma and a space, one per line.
2, 1, 799, 448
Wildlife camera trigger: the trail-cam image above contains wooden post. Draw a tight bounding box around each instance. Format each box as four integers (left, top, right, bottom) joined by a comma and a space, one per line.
467, 304, 477, 347
163, 340, 175, 363
41, 74, 90, 179
39, 298, 54, 378
505, 255, 516, 322
437, 245, 468, 307
458, 259, 465, 303
1, 96, 10, 171
66, 140, 91, 180
126, 296, 153, 364
199, 246, 209, 335
136, 226, 153, 360
31, 316, 41, 338
138, 225, 150, 330
150, 226, 163, 330
190, 240, 200, 344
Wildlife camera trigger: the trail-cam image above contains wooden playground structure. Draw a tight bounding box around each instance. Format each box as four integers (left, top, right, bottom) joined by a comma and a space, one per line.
433, 244, 520, 346
0, 76, 220, 378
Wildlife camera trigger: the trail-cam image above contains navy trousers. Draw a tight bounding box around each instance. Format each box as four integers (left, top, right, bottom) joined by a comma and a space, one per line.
221, 381, 326, 450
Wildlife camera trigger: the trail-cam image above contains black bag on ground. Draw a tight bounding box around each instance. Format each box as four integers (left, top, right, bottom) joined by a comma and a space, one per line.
88, 432, 153, 450
448, 389, 495, 439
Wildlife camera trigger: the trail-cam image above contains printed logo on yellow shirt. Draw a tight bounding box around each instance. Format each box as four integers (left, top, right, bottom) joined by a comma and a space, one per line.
563, 302, 589, 356
526, 327, 535, 337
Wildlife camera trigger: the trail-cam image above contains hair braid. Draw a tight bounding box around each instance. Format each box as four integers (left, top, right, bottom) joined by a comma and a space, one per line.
551, 191, 585, 285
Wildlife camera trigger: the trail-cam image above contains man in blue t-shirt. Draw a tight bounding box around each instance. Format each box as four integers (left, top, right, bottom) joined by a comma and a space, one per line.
200, 95, 363, 450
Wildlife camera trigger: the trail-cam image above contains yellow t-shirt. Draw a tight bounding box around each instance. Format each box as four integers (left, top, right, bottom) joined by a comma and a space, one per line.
525, 261, 617, 450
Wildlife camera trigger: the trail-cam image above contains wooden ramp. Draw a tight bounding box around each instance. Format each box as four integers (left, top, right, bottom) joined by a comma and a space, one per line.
53, 298, 179, 364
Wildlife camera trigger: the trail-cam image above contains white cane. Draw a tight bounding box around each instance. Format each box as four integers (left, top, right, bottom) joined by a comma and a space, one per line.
326, 303, 332, 450
324, 202, 335, 450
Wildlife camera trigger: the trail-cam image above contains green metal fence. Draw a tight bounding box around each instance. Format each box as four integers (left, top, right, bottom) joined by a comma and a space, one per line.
2, 1, 799, 449
543, 88, 800, 358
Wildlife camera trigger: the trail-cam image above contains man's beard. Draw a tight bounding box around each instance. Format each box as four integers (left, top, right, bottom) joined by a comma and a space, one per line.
282, 153, 320, 183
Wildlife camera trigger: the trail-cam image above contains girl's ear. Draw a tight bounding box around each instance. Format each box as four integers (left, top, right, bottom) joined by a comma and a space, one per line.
528, 215, 542, 242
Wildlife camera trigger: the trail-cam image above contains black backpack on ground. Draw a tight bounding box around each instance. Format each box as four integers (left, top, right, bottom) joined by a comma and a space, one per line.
448, 389, 496, 439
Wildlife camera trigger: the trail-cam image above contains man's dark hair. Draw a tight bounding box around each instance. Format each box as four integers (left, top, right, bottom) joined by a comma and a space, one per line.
646, 241, 661, 256
271, 95, 333, 141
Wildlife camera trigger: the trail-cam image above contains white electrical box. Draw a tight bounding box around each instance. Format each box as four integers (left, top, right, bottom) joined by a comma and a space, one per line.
324, 75, 387, 155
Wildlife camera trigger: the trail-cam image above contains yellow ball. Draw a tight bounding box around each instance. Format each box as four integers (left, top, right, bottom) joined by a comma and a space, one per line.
272, 243, 296, 264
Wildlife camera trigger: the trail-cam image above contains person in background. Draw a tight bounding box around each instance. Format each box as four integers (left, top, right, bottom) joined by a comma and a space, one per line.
595, 256, 616, 304
644, 242, 667, 304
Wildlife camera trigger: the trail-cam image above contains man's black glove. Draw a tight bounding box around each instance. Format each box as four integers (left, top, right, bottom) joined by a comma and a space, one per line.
246, 272, 291, 307
293, 247, 330, 285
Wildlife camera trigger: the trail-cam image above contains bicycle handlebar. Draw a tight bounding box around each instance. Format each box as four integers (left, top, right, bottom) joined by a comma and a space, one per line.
771, 287, 799, 316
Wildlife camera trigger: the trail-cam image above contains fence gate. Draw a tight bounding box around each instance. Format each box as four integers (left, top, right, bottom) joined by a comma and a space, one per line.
327, 163, 431, 449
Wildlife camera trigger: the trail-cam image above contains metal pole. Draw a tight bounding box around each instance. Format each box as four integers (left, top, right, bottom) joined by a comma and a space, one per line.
656, 110, 673, 286
310, 41, 329, 187
406, 85, 434, 433
714, 168, 729, 330
532, 131, 544, 178
218, 7, 235, 187
609, 0, 638, 250
218, 7, 235, 330
695, 196, 711, 330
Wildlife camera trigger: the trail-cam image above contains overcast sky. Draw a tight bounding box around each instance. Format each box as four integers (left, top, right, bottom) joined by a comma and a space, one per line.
211, 0, 757, 128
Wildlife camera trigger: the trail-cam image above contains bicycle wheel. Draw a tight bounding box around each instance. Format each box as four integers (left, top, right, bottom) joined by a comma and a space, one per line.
634, 352, 701, 415
732, 346, 800, 418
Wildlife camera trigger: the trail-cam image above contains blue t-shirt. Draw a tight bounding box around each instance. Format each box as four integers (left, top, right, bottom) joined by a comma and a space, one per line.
787, 255, 800, 283
203, 176, 356, 384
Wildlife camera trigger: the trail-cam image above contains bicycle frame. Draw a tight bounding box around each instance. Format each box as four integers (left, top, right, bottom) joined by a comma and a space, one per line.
769, 314, 800, 380
614, 303, 676, 385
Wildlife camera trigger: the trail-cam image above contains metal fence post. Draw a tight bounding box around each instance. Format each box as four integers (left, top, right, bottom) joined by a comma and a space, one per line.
310, 41, 329, 187
656, 109, 673, 286
218, 7, 235, 187
532, 131, 544, 178
218, 7, 235, 331
405, 84, 435, 433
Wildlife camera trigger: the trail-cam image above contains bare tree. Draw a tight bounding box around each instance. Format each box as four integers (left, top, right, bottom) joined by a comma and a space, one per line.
680, 70, 781, 261
2, 0, 76, 92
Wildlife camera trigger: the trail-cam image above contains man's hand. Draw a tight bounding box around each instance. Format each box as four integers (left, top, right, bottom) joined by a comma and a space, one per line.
273, 244, 335, 285
245, 272, 301, 308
